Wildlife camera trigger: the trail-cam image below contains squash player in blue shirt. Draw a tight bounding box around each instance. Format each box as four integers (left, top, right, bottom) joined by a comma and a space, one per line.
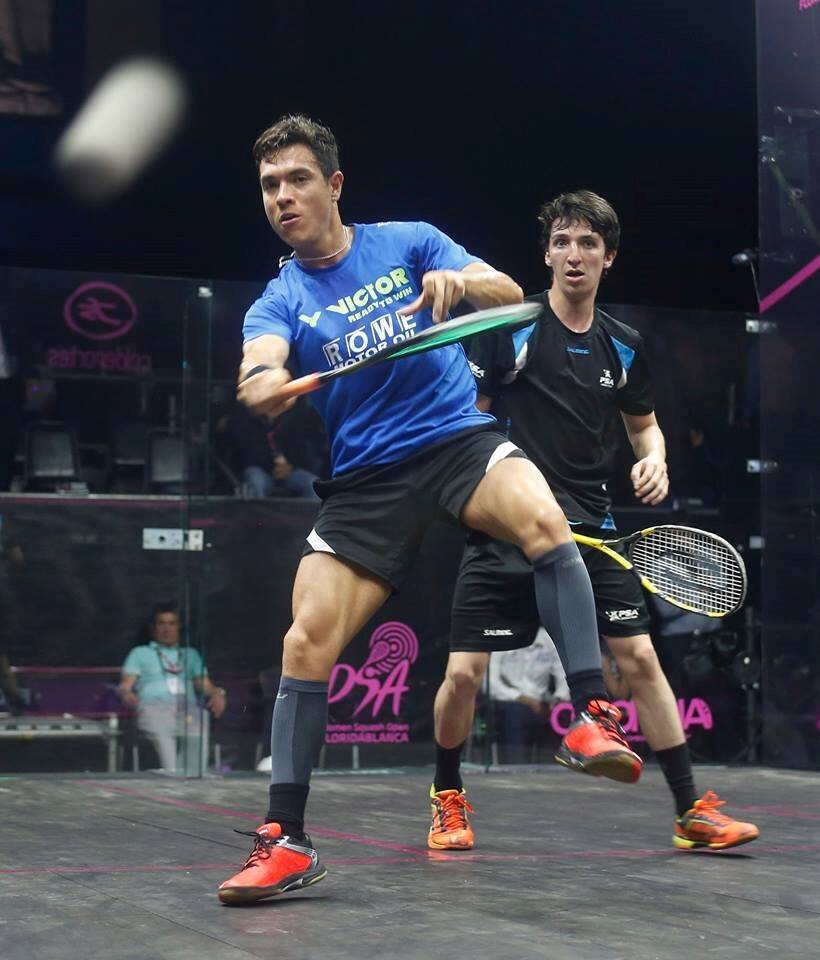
218, 117, 642, 905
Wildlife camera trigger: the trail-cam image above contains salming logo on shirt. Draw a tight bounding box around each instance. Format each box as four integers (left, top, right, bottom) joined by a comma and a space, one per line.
465, 294, 655, 528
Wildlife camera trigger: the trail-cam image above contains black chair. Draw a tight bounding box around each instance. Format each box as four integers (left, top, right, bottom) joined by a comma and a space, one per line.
108, 420, 148, 492
22, 420, 81, 491
144, 429, 189, 492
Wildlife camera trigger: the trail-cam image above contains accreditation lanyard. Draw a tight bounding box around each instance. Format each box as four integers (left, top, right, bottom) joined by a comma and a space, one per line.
152, 643, 186, 696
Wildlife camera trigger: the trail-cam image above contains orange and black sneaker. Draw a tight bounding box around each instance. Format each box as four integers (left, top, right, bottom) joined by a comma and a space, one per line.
554, 699, 643, 784
218, 822, 327, 904
673, 790, 760, 851
427, 785, 475, 850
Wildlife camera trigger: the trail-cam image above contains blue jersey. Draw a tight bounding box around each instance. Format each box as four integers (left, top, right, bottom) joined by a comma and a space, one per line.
243, 221, 496, 475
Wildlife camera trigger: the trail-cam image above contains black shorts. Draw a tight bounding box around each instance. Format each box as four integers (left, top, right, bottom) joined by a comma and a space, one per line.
303, 425, 526, 590
450, 533, 651, 652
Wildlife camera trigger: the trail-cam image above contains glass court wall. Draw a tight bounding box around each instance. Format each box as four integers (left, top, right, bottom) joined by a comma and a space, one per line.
0, 267, 770, 776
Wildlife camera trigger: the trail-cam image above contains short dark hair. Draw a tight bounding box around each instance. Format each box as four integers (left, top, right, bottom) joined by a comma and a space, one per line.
537, 190, 620, 253
151, 602, 180, 623
252, 114, 340, 179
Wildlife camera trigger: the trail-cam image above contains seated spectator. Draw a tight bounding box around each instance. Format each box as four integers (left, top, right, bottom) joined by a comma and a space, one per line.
0, 650, 25, 715
118, 602, 226, 772
488, 628, 568, 763
681, 417, 724, 508
0, 534, 24, 714
214, 398, 325, 500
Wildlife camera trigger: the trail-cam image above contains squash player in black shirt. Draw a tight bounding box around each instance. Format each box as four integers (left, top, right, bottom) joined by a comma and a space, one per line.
426, 191, 759, 854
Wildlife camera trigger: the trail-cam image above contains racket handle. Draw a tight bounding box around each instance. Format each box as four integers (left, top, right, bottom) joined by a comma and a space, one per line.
571, 533, 634, 572
277, 372, 324, 399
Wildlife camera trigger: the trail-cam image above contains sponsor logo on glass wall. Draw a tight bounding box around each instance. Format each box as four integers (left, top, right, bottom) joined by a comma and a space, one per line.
63, 282, 138, 340
46, 281, 151, 373
550, 697, 713, 742
326, 621, 418, 744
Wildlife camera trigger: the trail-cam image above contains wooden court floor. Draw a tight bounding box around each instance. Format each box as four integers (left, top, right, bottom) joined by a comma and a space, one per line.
1, 765, 818, 960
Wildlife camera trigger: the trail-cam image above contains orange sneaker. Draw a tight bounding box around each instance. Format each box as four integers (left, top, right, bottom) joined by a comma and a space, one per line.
674, 791, 760, 851
554, 699, 643, 783
427, 785, 475, 850
218, 822, 327, 904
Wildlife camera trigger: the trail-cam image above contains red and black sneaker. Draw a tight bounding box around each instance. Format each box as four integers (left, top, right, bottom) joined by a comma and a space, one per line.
674, 791, 760, 851
555, 699, 643, 783
427, 785, 476, 850
218, 822, 327, 904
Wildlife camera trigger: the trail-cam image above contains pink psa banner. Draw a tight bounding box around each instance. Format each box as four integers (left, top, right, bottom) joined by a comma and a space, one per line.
326, 621, 418, 745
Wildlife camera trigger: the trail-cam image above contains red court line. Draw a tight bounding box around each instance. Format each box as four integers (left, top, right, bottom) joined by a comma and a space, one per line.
0, 863, 237, 876
734, 804, 820, 822
5, 842, 820, 877
79, 780, 425, 856
759, 253, 820, 313
59, 781, 820, 880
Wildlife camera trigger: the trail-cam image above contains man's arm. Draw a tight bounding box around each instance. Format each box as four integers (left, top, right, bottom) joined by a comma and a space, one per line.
193, 675, 227, 718
476, 393, 493, 414
621, 411, 669, 506
118, 673, 140, 708
236, 333, 295, 420
460, 262, 524, 309
403, 261, 523, 325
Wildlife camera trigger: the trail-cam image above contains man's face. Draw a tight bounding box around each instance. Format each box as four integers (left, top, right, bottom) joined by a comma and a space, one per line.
258, 144, 343, 250
545, 218, 615, 301
152, 612, 180, 647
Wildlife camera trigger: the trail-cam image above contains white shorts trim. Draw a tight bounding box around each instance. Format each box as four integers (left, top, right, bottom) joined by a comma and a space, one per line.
485, 440, 519, 474
307, 528, 336, 554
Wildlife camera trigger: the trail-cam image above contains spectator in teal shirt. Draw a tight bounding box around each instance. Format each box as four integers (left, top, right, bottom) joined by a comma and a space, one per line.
119, 603, 226, 771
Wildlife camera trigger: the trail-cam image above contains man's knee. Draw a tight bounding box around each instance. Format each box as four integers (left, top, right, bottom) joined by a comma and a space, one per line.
518, 500, 571, 557
282, 622, 335, 678
446, 657, 487, 700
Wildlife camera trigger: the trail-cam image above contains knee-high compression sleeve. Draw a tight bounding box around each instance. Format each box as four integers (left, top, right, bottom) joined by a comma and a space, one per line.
271, 675, 329, 786
532, 541, 607, 709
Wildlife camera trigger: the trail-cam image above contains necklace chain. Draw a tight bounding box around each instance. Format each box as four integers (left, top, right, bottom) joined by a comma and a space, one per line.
295, 225, 351, 264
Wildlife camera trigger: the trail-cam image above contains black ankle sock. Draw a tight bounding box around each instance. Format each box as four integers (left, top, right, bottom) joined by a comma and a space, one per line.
434, 742, 465, 792
566, 669, 608, 716
654, 743, 698, 817
267, 782, 309, 838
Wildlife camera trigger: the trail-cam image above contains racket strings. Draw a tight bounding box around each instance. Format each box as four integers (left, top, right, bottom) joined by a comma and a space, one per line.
629, 528, 745, 615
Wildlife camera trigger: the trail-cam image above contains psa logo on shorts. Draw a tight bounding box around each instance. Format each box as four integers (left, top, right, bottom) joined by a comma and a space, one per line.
605, 608, 639, 623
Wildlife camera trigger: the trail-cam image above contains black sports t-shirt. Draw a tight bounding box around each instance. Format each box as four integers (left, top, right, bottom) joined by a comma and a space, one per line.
468, 291, 654, 527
